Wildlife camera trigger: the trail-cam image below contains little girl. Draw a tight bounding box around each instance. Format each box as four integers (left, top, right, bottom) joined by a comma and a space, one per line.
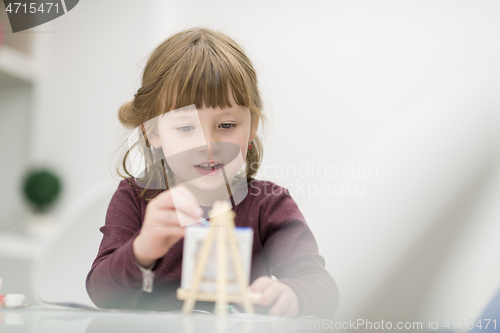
86, 27, 339, 319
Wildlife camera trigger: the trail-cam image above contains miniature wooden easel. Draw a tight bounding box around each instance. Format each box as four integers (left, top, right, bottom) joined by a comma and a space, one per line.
177, 201, 261, 315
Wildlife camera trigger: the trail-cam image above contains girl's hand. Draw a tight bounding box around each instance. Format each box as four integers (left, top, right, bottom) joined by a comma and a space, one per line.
133, 185, 202, 267
248, 276, 299, 317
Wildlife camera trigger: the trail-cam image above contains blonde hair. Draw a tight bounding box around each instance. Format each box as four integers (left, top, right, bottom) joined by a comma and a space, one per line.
116, 27, 265, 200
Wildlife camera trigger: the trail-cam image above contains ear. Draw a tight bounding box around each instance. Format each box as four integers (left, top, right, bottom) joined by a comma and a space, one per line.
249, 115, 259, 143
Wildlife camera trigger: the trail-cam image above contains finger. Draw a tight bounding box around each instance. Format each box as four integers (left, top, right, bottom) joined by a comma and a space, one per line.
147, 209, 200, 228
146, 209, 179, 224
163, 227, 186, 239
171, 193, 202, 218
269, 293, 293, 317
249, 276, 274, 294
143, 223, 185, 240
260, 282, 285, 307
174, 208, 203, 227
153, 187, 202, 218
147, 208, 193, 224
283, 300, 299, 318
167, 228, 186, 244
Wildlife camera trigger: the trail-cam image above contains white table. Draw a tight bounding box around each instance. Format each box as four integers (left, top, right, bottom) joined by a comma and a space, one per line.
0, 306, 321, 333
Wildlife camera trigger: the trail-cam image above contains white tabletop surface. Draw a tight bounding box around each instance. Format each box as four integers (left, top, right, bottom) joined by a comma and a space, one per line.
0, 305, 322, 333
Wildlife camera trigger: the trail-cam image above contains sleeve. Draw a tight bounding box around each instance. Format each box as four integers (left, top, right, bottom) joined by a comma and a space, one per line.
85, 180, 160, 309
259, 187, 340, 319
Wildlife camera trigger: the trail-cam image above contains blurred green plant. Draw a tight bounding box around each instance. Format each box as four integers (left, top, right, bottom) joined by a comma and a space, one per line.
22, 168, 62, 213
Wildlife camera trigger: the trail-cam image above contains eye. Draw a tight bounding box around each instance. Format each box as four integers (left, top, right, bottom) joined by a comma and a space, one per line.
219, 123, 236, 129
177, 125, 194, 132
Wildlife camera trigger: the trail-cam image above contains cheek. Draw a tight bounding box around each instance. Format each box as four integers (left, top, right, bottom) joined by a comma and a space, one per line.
232, 129, 250, 150
224, 134, 246, 158
160, 136, 194, 157
237, 134, 250, 155
239, 143, 248, 157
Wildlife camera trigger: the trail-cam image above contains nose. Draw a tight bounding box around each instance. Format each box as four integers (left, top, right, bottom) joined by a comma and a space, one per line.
208, 141, 222, 154
198, 129, 222, 155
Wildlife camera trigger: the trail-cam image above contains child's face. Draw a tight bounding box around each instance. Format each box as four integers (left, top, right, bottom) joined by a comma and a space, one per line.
151, 96, 257, 195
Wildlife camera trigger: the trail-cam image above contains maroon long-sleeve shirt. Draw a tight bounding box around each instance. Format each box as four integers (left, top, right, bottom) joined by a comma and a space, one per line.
85, 178, 339, 318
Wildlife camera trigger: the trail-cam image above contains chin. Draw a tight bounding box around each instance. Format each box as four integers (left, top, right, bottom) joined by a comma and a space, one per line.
189, 178, 228, 192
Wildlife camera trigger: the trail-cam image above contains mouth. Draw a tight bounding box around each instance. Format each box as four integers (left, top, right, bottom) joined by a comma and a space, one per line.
194, 162, 224, 176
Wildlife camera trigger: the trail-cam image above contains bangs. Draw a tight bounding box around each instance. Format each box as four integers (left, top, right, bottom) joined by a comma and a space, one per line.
160, 39, 255, 113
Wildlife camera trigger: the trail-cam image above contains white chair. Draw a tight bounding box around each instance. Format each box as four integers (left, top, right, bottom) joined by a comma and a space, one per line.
30, 178, 119, 307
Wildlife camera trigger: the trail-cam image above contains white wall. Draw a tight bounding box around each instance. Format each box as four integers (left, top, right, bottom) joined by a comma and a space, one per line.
29, 0, 184, 214
20, 0, 500, 327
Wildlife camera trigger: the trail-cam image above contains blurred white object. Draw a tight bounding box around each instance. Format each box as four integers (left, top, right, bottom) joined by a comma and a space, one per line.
30, 178, 119, 308
22, 212, 57, 235
4, 294, 26, 308
2, 312, 24, 325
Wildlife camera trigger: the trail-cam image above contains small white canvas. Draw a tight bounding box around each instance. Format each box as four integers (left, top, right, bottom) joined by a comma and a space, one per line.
181, 225, 253, 294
